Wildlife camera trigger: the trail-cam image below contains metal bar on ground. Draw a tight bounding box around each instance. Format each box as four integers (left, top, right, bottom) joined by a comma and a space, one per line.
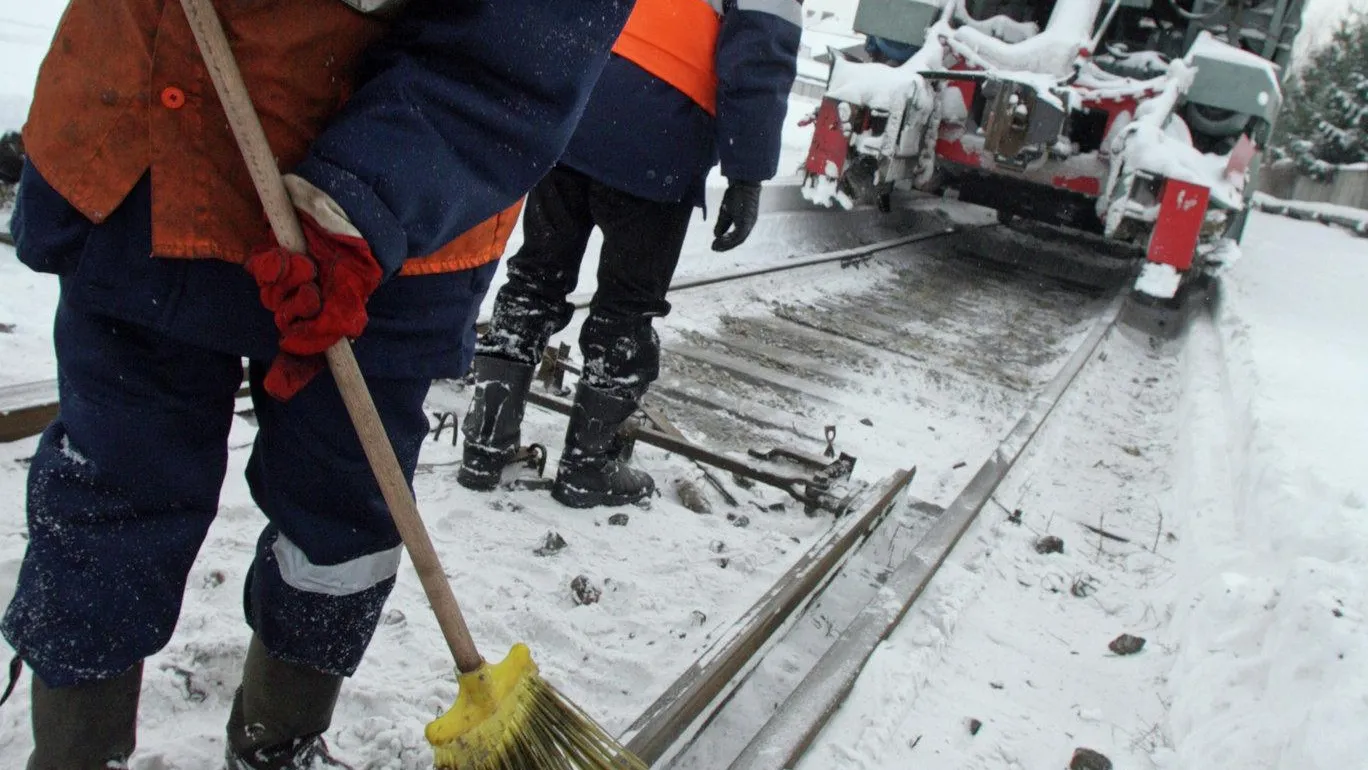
621, 468, 917, 765
526, 390, 843, 510
726, 294, 1124, 770
639, 403, 741, 507
474, 226, 964, 334
0, 380, 59, 443
658, 227, 959, 295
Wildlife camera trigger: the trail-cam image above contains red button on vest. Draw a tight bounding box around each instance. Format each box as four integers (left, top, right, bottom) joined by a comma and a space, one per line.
160, 86, 186, 110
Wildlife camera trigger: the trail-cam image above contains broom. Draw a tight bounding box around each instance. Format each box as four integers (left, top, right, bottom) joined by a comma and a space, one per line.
176, 1, 648, 767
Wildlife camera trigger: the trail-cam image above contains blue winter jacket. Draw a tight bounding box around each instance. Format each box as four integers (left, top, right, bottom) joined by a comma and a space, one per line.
295, 0, 636, 274
11, 0, 633, 378
560, 0, 803, 205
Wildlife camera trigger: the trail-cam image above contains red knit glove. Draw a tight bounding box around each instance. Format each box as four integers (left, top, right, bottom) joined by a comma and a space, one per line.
245, 211, 383, 400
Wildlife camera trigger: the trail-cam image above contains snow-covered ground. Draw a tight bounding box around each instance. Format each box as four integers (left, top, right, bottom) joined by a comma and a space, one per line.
1164, 214, 1368, 770
797, 211, 1368, 770
6, 2, 1368, 770
6, 198, 1366, 770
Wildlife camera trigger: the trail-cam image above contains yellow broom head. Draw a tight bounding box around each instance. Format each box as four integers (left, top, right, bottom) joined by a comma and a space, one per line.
426, 643, 648, 770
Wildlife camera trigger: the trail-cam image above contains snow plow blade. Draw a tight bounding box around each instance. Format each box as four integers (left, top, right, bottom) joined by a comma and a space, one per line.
1118, 272, 1220, 341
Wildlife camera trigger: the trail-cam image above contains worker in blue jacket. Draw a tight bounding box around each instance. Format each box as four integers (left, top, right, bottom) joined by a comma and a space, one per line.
2, 0, 632, 767
458, 0, 802, 508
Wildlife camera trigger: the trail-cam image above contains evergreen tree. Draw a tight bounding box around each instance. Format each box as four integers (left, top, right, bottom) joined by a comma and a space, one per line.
1275, 14, 1368, 180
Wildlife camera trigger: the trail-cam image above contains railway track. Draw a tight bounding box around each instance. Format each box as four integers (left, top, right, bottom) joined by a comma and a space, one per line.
447, 207, 1128, 767
700, 296, 1122, 770
0, 193, 964, 444
0, 193, 1133, 767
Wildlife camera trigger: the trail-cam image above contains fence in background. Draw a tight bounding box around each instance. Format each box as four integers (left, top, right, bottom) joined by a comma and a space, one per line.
1258, 159, 1368, 211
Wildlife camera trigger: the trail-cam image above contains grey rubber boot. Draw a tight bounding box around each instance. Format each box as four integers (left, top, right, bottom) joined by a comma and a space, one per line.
551, 383, 655, 509
224, 636, 347, 770
457, 355, 536, 491
26, 662, 142, 770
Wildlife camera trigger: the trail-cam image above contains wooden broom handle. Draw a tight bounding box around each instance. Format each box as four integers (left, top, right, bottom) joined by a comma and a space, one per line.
179, 0, 484, 673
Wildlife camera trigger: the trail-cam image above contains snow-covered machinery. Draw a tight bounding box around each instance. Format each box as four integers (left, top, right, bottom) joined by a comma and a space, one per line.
801, 0, 1303, 310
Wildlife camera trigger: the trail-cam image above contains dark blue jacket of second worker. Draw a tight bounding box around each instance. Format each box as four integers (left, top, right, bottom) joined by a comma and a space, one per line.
560, 0, 803, 205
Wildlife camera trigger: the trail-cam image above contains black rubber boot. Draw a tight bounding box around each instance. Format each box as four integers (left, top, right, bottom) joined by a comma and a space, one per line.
457, 355, 536, 491
224, 636, 348, 770
27, 662, 142, 770
551, 383, 655, 508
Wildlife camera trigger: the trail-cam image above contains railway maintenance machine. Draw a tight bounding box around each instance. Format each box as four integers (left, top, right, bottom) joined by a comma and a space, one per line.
802, 0, 1304, 324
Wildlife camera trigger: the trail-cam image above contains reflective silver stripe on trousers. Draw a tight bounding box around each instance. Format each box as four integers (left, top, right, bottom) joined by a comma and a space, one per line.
734, 0, 803, 25
272, 533, 403, 597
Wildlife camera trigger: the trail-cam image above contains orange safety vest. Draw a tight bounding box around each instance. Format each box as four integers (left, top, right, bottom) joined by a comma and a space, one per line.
24, 0, 516, 274
611, 0, 722, 115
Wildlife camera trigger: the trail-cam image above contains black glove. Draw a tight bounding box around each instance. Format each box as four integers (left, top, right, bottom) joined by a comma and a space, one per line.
711, 180, 761, 252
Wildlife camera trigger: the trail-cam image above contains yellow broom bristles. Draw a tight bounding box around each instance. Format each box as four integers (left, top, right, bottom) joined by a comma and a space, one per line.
427, 644, 648, 770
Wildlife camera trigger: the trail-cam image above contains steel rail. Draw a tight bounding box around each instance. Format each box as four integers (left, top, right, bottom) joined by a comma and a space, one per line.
474, 224, 965, 334
658, 226, 958, 295
622, 468, 918, 766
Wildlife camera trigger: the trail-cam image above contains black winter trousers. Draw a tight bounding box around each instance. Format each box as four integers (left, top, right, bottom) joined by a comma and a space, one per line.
479, 165, 694, 398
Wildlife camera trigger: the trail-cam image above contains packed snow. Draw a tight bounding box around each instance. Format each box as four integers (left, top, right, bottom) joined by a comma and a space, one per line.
1157, 216, 1368, 770
828, 55, 933, 111
1133, 260, 1183, 298
949, 0, 1102, 77
795, 211, 1368, 770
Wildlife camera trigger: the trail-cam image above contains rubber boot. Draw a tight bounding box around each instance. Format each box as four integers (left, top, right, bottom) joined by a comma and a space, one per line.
551, 383, 655, 508
224, 636, 347, 770
457, 355, 536, 491
26, 663, 142, 770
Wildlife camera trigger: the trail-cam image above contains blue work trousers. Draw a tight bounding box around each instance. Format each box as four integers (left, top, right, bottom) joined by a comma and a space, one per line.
1, 299, 431, 688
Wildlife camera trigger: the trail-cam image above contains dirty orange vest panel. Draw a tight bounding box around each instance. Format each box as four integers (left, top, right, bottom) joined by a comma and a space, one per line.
611, 0, 722, 115
400, 198, 524, 276
24, 0, 511, 273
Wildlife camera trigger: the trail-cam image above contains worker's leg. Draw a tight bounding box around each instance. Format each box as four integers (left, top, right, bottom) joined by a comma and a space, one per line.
3, 299, 241, 767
